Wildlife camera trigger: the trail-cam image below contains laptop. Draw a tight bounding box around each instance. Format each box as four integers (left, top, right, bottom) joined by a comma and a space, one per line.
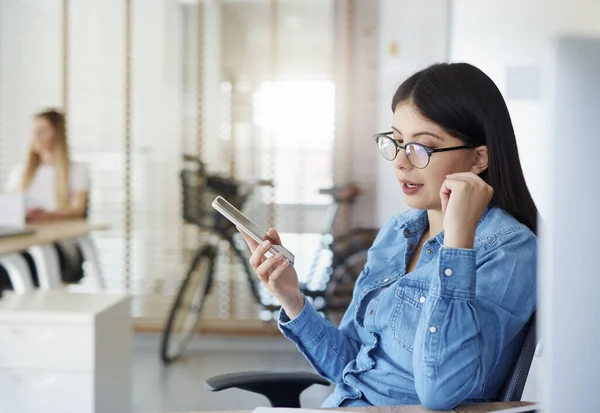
0, 193, 35, 238
0, 227, 35, 238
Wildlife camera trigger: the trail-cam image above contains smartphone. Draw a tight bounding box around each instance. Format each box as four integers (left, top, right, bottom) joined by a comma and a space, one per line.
211, 196, 295, 265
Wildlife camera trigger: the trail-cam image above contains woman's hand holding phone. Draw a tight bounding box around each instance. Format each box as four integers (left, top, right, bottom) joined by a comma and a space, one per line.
238, 227, 305, 320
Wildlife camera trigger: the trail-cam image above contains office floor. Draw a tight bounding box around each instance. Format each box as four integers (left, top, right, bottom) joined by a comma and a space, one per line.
132, 333, 333, 413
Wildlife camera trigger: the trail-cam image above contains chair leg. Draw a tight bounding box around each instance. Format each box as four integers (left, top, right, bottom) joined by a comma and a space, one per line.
0, 254, 34, 293
27, 244, 62, 290
264, 390, 302, 408
76, 235, 104, 290
236, 383, 311, 408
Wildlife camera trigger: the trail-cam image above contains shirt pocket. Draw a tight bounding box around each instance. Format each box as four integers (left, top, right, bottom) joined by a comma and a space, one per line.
390, 280, 429, 352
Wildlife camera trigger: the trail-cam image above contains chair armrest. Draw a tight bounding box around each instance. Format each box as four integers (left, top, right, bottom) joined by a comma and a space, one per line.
205, 371, 330, 408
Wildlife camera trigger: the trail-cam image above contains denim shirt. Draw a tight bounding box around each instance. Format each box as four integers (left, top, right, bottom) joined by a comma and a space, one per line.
279, 207, 537, 411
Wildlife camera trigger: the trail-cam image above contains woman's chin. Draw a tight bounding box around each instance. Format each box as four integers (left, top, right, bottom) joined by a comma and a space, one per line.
404, 195, 438, 211
404, 195, 426, 210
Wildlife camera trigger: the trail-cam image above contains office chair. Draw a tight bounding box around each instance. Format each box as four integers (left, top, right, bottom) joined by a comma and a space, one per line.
205, 313, 537, 408
497, 312, 537, 402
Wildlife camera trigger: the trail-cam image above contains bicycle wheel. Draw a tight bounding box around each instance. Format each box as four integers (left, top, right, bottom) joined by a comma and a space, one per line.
160, 244, 216, 364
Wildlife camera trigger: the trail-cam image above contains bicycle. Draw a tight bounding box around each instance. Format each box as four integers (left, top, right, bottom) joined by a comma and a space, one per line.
160, 155, 377, 364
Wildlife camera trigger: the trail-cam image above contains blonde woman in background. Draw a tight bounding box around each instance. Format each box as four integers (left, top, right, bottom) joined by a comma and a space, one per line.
7, 109, 90, 221
2, 109, 91, 287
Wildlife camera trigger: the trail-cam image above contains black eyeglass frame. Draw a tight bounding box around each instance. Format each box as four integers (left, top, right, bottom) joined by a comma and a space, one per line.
373, 131, 475, 168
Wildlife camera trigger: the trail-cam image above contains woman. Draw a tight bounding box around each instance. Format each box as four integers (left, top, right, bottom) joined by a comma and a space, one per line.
7, 109, 90, 221
5, 109, 90, 285
239, 63, 537, 410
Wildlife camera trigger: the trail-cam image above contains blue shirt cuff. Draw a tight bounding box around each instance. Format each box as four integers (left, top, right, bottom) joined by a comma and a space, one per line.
278, 296, 326, 343
431, 246, 477, 299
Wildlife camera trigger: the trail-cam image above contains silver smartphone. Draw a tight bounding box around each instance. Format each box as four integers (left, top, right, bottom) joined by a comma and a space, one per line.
211, 196, 295, 265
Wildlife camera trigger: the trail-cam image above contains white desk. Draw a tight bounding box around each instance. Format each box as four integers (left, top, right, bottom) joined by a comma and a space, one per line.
0, 220, 108, 291
0, 291, 131, 413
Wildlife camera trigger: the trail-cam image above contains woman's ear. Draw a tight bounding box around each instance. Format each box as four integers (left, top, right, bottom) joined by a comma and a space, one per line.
470, 145, 489, 175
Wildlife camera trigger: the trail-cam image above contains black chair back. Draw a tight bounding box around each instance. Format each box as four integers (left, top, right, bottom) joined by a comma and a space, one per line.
496, 312, 537, 402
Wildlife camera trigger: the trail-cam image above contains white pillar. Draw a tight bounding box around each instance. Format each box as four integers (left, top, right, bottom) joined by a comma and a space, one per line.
541, 36, 600, 413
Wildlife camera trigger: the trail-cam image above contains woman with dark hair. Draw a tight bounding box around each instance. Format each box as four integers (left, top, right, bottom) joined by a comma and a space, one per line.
239, 63, 537, 410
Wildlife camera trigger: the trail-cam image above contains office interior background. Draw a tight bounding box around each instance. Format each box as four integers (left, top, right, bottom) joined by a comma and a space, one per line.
0, 0, 599, 412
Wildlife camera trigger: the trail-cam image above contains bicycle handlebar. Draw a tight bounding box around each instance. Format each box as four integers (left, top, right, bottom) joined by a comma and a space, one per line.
183, 154, 274, 189
319, 184, 361, 204
183, 154, 360, 202
183, 154, 201, 163
254, 179, 274, 187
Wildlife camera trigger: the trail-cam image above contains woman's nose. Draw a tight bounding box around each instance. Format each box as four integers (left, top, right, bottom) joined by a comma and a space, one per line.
392, 148, 412, 170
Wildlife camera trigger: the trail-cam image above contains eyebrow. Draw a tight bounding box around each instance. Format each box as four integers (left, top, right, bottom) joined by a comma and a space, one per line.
391, 126, 444, 141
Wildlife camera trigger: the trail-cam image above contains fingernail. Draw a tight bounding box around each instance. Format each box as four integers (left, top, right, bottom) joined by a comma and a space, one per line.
276, 252, 284, 260
282, 259, 290, 267
262, 240, 271, 248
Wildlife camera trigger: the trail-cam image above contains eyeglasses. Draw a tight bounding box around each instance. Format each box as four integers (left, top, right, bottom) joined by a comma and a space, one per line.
373, 131, 475, 169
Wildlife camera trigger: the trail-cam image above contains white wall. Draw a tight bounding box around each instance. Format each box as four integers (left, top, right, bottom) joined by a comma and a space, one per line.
375, 0, 450, 226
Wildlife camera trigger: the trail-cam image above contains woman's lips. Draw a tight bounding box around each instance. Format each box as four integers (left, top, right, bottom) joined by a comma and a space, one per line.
400, 180, 423, 195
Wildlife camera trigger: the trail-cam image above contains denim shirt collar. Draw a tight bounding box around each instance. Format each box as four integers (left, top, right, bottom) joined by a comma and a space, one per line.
394, 205, 493, 243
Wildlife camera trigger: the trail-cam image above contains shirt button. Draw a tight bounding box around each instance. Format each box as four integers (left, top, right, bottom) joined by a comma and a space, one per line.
383, 277, 390, 283
403, 229, 411, 237
427, 249, 433, 255
444, 268, 453, 277
429, 326, 437, 334
369, 309, 374, 316
419, 296, 426, 304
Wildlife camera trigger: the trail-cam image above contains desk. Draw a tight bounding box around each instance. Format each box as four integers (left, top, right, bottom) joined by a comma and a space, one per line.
0, 220, 108, 292
181, 404, 532, 413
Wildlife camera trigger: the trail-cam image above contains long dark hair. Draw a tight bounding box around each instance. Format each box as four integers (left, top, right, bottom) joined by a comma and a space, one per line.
392, 63, 538, 234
